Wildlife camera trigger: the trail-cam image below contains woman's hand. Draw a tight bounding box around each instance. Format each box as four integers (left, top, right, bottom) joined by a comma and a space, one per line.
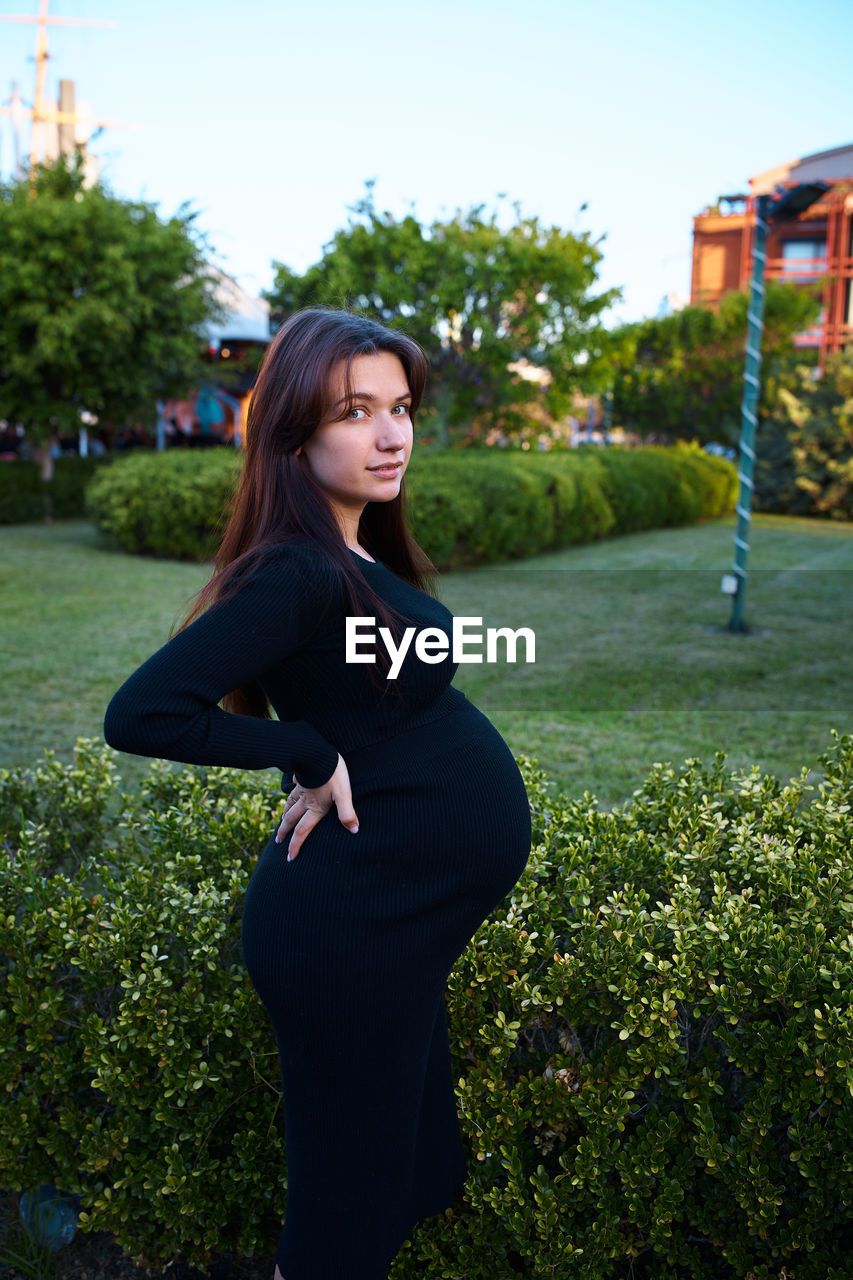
275, 753, 359, 861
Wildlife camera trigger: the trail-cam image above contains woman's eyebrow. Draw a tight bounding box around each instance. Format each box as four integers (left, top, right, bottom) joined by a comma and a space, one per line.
331, 389, 413, 409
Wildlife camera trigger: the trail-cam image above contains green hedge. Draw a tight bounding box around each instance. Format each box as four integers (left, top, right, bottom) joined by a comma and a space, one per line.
594, 445, 736, 533
49, 456, 112, 519
0, 460, 44, 523
0, 456, 111, 524
85, 444, 737, 565
2, 735, 852, 1277
85, 449, 239, 559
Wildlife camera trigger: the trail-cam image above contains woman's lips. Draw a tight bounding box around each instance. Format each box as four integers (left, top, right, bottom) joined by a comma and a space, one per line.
368, 464, 403, 476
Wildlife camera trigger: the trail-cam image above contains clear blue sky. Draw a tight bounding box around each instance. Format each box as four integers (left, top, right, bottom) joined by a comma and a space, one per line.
2, 0, 852, 324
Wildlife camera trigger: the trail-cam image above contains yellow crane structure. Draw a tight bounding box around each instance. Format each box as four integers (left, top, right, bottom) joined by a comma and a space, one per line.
0, 0, 133, 169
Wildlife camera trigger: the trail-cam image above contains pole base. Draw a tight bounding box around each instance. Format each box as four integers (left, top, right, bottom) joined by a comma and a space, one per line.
703, 625, 771, 637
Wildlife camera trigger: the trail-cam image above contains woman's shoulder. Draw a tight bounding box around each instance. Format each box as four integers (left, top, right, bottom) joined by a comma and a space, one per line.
249, 536, 328, 573
206, 538, 341, 635
245, 537, 345, 599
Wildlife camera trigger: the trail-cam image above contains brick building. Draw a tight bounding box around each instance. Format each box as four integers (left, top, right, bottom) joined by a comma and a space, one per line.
691, 143, 853, 365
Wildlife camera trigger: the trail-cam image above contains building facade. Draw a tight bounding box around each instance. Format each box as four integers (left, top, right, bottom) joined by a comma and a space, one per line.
691, 143, 853, 365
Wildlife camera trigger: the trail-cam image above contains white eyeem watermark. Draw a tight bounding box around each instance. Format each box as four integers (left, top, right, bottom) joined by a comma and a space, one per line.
345, 616, 536, 679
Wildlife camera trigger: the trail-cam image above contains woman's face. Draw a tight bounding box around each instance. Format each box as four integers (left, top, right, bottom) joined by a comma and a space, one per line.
298, 351, 413, 535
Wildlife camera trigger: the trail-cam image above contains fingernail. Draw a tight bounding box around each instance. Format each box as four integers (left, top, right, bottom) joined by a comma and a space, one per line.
349, 824, 359, 834
287, 851, 293, 861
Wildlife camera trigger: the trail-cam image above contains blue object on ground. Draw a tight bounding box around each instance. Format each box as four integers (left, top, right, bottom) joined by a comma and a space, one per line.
18, 1184, 80, 1250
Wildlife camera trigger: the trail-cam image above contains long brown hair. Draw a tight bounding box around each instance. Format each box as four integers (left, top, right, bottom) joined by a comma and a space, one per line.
180, 307, 440, 716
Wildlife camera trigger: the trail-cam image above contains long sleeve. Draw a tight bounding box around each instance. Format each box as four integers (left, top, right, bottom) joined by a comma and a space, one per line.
103, 543, 341, 789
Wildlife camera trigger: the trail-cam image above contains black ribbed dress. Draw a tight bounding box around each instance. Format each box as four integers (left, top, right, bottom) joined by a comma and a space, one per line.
103, 538, 532, 1280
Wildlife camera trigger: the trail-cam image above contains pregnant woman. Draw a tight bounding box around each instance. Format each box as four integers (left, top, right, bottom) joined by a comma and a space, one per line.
104, 308, 532, 1280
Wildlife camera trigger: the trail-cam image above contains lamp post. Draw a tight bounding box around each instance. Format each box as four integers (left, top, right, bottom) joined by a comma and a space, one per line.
724, 181, 829, 633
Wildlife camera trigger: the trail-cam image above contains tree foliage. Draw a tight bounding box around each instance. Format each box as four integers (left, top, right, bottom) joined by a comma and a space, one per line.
755, 346, 853, 518
610, 282, 822, 444
0, 155, 220, 454
265, 186, 621, 444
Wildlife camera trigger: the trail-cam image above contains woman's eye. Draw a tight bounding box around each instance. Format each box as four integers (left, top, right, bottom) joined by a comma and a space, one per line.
347, 407, 367, 420
392, 404, 410, 416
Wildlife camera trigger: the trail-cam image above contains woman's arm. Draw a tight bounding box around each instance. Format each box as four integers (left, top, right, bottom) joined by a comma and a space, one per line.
103, 544, 340, 788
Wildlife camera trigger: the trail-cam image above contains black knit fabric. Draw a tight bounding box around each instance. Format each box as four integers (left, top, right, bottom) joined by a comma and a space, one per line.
104, 542, 532, 1280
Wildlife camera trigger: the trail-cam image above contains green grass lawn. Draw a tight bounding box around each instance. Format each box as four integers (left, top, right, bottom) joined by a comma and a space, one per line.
2, 515, 851, 807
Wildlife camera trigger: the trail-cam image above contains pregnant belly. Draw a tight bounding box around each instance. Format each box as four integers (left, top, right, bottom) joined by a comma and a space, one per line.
343, 697, 531, 883
241, 698, 531, 1007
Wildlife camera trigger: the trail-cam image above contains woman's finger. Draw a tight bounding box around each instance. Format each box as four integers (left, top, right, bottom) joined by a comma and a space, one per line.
286, 810, 324, 862
276, 794, 305, 843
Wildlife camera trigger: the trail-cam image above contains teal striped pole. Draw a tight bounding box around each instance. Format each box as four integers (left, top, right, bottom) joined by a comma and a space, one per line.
728, 193, 771, 633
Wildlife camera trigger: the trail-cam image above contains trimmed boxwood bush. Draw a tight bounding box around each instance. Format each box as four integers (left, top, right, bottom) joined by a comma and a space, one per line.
2, 734, 852, 1277
407, 449, 617, 567
86, 444, 736, 566
85, 449, 241, 559
594, 444, 734, 533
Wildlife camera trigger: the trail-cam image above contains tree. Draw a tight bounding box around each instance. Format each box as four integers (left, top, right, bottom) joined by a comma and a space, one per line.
266, 186, 621, 445
0, 154, 220, 475
754, 347, 853, 518
609, 282, 822, 445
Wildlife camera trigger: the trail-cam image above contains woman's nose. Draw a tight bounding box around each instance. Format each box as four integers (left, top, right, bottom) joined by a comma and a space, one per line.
377, 414, 408, 447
